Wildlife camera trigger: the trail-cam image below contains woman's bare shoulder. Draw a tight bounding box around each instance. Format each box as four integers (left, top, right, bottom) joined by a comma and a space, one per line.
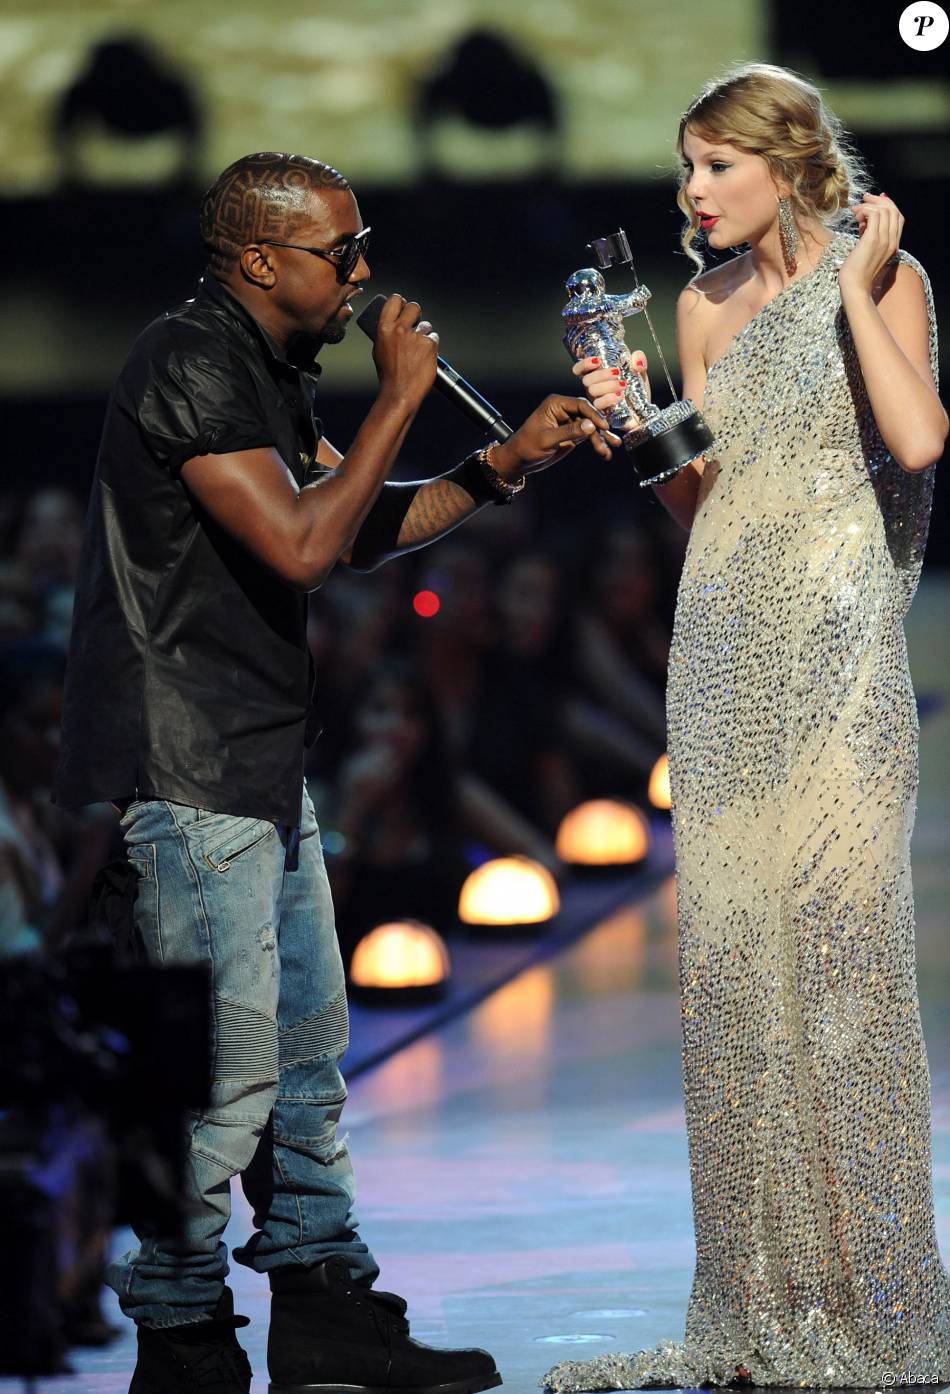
681, 251, 754, 309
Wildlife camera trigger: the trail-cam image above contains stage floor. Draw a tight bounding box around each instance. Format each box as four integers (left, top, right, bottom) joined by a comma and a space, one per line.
6, 575, 950, 1394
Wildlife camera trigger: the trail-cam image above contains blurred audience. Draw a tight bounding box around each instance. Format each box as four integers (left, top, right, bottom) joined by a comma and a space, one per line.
2, 488, 85, 648
464, 550, 579, 833
563, 524, 671, 791
3, 479, 682, 967
0, 639, 112, 956
315, 662, 467, 970
411, 541, 564, 874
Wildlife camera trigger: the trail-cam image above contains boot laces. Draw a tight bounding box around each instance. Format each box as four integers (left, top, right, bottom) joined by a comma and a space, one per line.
367, 1291, 410, 1338
178, 1333, 251, 1389
344, 1284, 410, 1339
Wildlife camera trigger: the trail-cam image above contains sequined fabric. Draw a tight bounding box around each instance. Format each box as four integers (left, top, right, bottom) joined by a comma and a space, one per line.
544, 234, 949, 1391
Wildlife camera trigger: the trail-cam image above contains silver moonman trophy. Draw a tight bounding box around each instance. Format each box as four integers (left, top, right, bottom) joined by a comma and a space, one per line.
562, 229, 714, 487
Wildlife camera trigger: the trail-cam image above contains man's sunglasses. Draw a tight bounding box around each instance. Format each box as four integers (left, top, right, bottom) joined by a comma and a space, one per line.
259, 227, 371, 282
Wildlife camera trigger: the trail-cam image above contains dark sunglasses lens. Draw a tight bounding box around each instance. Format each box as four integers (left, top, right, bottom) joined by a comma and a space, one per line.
341, 232, 369, 277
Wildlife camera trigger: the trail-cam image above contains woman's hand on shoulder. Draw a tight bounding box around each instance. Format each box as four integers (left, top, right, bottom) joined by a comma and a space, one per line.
841, 194, 935, 396
839, 193, 904, 298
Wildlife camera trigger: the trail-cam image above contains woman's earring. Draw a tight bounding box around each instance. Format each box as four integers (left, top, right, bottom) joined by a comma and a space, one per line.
778, 196, 799, 276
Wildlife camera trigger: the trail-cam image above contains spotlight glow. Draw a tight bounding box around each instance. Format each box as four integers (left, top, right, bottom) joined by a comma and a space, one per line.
413, 590, 441, 618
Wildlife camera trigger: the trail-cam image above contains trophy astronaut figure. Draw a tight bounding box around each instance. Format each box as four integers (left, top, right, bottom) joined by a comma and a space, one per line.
562, 235, 714, 486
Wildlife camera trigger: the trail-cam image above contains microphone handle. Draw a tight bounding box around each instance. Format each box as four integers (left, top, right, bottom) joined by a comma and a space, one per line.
356, 292, 513, 443
435, 359, 513, 443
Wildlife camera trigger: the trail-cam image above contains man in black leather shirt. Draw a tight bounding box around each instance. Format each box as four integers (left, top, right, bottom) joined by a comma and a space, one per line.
55, 151, 611, 1394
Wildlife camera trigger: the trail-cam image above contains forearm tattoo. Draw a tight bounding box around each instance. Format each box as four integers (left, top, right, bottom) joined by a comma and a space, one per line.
348, 474, 486, 570
396, 477, 480, 548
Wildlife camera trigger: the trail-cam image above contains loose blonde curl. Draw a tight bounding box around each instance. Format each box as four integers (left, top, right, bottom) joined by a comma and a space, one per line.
675, 63, 869, 272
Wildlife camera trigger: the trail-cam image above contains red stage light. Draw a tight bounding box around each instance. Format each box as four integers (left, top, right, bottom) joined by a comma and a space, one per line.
413, 589, 441, 618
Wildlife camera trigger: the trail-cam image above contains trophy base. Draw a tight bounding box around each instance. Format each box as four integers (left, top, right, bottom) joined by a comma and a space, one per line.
622, 401, 714, 487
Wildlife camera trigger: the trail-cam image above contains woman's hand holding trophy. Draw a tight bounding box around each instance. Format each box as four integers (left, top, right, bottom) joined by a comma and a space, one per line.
572, 348, 653, 426
562, 230, 714, 487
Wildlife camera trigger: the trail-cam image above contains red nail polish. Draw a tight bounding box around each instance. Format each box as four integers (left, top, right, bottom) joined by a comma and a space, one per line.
590, 357, 600, 366
619, 381, 628, 388
611, 367, 621, 376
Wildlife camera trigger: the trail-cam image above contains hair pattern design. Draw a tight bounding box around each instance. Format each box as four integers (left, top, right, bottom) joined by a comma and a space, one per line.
200, 152, 350, 274
674, 63, 869, 272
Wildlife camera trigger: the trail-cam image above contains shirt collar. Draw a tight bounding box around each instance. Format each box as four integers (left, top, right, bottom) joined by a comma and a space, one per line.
197, 272, 322, 378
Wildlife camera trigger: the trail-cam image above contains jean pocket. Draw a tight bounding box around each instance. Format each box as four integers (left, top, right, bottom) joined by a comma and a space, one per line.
192, 815, 276, 872
125, 844, 158, 960
126, 846, 153, 881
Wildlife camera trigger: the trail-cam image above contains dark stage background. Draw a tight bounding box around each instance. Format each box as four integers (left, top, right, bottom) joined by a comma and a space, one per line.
2, 0, 948, 550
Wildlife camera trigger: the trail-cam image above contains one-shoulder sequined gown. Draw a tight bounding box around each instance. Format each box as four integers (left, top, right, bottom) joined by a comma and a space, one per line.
545, 233, 950, 1390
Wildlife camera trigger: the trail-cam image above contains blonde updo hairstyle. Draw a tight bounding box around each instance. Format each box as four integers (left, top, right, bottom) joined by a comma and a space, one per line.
676, 63, 869, 271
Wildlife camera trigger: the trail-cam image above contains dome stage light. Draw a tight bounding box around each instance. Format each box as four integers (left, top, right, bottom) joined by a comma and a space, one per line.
648, 753, 671, 811
458, 856, 559, 931
555, 799, 650, 868
349, 919, 450, 1004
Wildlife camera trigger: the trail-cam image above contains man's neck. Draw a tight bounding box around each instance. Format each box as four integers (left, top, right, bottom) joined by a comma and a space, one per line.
214, 273, 324, 366
216, 273, 289, 351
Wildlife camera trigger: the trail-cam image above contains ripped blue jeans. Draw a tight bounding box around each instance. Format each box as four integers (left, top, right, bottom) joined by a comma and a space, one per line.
106, 784, 379, 1327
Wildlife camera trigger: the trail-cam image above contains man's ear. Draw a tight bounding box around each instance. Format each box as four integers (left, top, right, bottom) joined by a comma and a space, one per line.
240, 245, 276, 288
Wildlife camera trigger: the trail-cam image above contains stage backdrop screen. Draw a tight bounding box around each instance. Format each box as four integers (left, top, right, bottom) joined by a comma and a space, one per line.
1, 0, 767, 190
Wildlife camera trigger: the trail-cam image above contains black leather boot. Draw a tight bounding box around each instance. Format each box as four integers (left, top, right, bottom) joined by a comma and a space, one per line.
267, 1255, 502, 1394
128, 1286, 253, 1394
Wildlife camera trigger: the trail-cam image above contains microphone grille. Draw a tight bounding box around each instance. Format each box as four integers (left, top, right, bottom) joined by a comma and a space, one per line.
355, 294, 388, 340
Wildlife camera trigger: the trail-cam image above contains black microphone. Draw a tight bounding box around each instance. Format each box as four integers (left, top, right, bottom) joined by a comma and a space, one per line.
356, 294, 513, 443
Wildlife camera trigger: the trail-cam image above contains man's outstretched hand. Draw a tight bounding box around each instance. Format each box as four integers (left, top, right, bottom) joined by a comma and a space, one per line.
491, 395, 621, 481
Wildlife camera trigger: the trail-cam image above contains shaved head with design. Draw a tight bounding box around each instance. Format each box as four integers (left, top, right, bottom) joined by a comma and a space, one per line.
200, 151, 350, 276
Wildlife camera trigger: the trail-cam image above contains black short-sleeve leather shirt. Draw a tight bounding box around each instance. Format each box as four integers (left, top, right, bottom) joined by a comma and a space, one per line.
54, 274, 329, 826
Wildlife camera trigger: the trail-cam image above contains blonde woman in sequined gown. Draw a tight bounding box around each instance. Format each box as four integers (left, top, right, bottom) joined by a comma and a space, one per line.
545, 64, 950, 1391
